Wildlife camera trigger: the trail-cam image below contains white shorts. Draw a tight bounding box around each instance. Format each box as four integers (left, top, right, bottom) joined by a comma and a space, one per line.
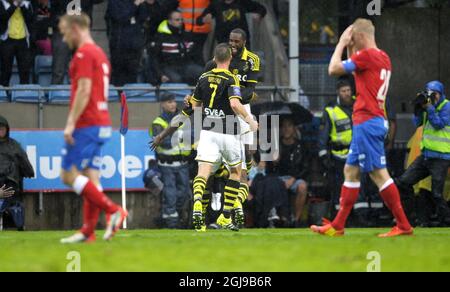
238, 104, 255, 145
196, 130, 242, 168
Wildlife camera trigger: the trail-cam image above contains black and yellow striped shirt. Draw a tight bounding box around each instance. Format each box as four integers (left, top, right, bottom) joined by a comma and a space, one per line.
204, 47, 260, 104
188, 68, 242, 134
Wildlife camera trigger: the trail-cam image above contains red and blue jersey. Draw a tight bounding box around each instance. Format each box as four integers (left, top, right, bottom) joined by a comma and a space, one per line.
69, 43, 112, 129
343, 48, 392, 125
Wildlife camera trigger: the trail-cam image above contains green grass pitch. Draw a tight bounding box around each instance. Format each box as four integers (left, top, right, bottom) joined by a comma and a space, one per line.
0, 228, 449, 272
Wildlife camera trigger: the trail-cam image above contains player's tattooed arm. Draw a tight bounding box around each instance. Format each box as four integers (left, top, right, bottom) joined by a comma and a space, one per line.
329, 25, 353, 76
64, 78, 93, 145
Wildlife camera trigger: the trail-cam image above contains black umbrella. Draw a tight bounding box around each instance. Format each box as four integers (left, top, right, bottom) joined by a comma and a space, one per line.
252, 101, 313, 125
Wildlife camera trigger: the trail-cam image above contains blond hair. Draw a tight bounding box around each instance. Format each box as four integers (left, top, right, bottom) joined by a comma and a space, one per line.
60, 13, 91, 29
353, 18, 375, 36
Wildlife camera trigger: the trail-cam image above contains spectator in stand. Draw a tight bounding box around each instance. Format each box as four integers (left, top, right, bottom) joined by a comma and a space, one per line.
142, 0, 176, 84
0, 115, 35, 231
0, 0, 34, 87
106, 0, 148, 86
266, 118, 309, 227
196, 0, 266, 47
50, 0, 104, 84
143, 0, 174, 44
152, 10, 203, 85
32, 0, 51, 55
177, 0, 211, 65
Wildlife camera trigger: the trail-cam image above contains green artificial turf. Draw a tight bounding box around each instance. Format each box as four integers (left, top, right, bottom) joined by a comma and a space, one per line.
0, 228, 449, 272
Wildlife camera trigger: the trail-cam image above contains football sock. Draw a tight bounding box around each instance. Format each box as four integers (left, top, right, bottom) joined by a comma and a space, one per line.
331, 182, 360, 230
193, 176, 207, 202
202, 190, 211, 223
80, 184, 103, 237
246, 159, 253, 173
379, 179, 412, 231
80, 199, 100, 237
237, 183, 249, 204
223, 179, 241, 218
73, 176, 119, 215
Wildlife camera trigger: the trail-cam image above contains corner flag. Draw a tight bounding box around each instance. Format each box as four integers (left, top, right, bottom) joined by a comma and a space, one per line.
119, 90, 129, 228
120, 91, 129, 135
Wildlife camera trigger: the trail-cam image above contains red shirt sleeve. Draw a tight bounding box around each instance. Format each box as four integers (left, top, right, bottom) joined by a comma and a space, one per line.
73, 50, 95, 80
351, 49, 370, 72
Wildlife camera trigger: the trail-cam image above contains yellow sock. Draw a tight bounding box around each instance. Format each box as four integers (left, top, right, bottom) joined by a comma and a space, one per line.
193, 176, 207, 202
237, 183, 249, 204
223, 179, 241, 218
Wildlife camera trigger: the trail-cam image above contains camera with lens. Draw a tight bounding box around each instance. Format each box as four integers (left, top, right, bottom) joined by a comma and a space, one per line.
413, 91, 436, 108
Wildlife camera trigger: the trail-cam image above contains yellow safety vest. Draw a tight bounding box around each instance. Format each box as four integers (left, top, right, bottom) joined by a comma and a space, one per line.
9, 8, 26, 40
325, 105, 352, 159
151, 116, 191, 157
421, 99, 450, 154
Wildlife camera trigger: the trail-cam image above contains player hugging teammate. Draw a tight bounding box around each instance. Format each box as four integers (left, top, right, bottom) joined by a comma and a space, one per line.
152, 29, 261, 231
152, 42, 259, 232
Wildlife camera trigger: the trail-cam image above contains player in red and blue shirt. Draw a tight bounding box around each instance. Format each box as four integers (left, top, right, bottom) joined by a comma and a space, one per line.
58, 14, 127, 244
311, 19, 412, 238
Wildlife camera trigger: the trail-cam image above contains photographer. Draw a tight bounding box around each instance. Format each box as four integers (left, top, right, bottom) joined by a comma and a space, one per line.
396, 81, 450, 225
0, 115, 35, 231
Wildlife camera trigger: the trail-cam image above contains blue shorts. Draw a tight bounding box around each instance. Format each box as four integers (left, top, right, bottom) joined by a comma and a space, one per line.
280, 176, 306, 194
347, 117, 388, 173
62, 126, 112, 171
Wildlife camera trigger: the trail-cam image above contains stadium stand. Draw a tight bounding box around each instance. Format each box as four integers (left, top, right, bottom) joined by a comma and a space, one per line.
48, 85, 71, 104
34, 55, 53, 87
0, 87, 8, 102
160, 83, 191, 102
11, 85, 44, 103
123, 83, 157, 102
108, 88, 120, 102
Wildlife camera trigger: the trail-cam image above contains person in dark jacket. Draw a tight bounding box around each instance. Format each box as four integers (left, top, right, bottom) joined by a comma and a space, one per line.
141, 0, 176, 84
151, 10, 203, 85
0, 115, 34, 231
0, 0, 34, 86
50, 0, 104, 84
143, 0, 176, 45
196, 0, 266, 46
106, 0, 148, 86
266, 118, 309, 226
31, 0, 51, 55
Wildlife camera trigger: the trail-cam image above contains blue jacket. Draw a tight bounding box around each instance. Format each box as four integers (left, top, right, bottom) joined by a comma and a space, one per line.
414, 96, 450, 160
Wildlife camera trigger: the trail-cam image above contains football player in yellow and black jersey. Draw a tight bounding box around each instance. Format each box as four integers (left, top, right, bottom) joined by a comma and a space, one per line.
152, 43, 258, 231
204, 29, 260, 105
203, 28, 261, 225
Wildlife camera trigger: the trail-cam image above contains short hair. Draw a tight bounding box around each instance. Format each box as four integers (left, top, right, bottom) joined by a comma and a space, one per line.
214, 43, 232, 63
337, 80, 352, 90
60, 13, 91, 29
230, 28, 247, 41
168, 10, 182, 20
352, 18, 375, 36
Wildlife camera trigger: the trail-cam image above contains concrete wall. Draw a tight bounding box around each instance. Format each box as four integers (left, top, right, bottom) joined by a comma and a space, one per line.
376, 8, 449, 114
0, 102, 162, 129
22, 192, 161, 231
